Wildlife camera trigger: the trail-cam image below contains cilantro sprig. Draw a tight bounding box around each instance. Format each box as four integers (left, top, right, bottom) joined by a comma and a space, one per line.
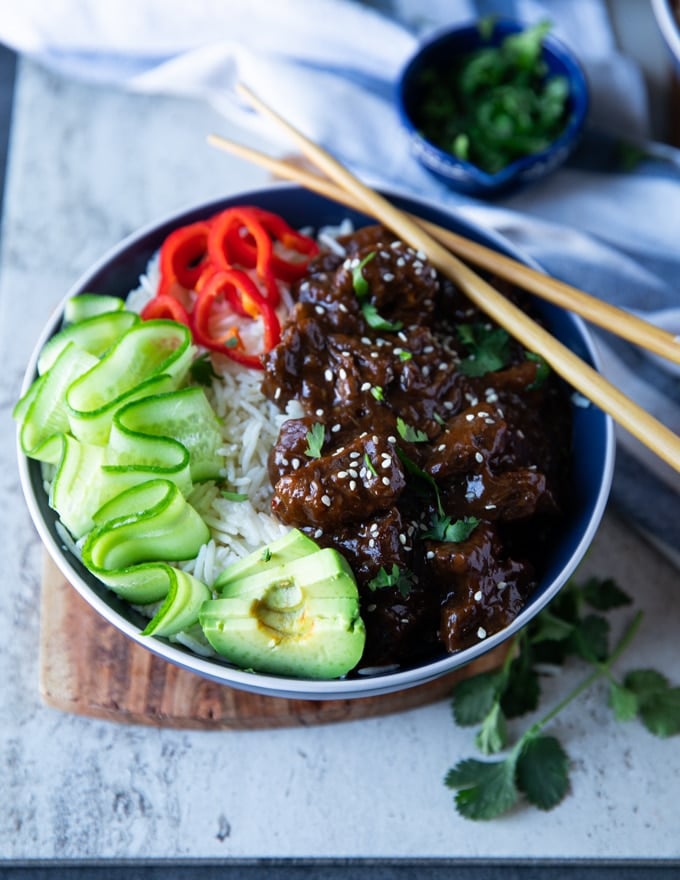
424, 513, 480, 543
304, 422, 325, 459
367, 564, 416, 598
352, 250, 404, 333
396, 417, 428, 443
457, 323, 510, 377
444, 576, 680, 819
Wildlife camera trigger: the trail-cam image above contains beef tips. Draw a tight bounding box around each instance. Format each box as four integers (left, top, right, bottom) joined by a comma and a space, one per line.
260, 223, 572, 669
271, 432, 406, 529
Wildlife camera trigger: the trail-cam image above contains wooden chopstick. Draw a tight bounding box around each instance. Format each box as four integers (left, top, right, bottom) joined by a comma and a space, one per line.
220, 83, 680, 473
207, 133, 680, 367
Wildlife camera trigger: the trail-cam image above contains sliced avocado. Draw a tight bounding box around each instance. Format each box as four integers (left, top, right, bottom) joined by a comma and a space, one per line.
200, 547, 366, 679
214, 528, 319, 593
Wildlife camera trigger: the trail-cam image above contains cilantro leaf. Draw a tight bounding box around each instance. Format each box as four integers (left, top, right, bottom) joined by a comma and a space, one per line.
624, 669, 680, 737
304, 422, 325, 459
568, 613, 610, 664
352, 252, 375, 299
396, 447, 444, 516
581, 576, 632, 611
190, 352, 219, 387
475, 702, 508, 755
525, 351, 551, 390
608, 680, 640, 722
423, 513, 480, 543
360, 301, 404, 332
445, 757, 519, 821
367, 564, 416, 598
396, 416, 428, 443
457, 324, 511, 376
370, 385, 384, 401
452, 670, 505, 726
500, 648, 541, 718
516, 735, 570, 811
528, 609, 574, 644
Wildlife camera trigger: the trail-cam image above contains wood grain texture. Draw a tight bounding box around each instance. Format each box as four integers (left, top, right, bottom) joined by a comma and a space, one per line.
39, 554, 508, 729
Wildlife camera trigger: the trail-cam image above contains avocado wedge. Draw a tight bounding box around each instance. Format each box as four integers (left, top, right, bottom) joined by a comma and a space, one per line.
200, 543, 366, 679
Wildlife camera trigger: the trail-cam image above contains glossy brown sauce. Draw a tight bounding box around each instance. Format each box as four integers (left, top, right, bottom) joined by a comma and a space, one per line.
262, 225, 572, 669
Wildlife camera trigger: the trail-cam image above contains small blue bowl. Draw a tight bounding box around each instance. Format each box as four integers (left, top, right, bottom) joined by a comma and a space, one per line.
652, 0, 680, 70
397, 20, 590, 197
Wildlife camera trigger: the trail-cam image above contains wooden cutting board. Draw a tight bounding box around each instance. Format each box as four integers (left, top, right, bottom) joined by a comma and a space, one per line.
39, 554, 507, 729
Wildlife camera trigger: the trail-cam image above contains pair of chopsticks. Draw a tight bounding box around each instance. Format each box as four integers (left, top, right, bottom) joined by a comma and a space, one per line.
209, 83, 680, 474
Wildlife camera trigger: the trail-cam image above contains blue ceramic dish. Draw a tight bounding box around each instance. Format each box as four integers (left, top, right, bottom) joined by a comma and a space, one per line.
652, 0, 680, 69
397, 20, 590, 197
17, 184, 614, 699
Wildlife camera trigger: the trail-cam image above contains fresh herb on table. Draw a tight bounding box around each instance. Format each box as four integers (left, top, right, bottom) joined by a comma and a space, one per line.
444, 576, 680, 819
457, 323, 510, 377
304, 422, 325, 459
416, 20, 570, 175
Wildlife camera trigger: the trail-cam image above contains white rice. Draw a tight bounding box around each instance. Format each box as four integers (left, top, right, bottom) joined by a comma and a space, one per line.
124, 244, 308, 588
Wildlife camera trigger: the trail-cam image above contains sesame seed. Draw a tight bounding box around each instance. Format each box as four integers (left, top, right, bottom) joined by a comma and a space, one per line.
387, 435, 397, 444
339, 368, 347, 380
350, 451, 361, 459
437, 443, 446, 452
426, 550, 435, 559
291, 458, 300, 470
339, 303, 348, 313
349, 480, 357, 490
337, 471, 348, 479
332, 423, 341, 433
314, 528, 323, 539
485, 418, 495, 425
474, 590, 482, 602
485, 503, 496, 510
315, 305, 325, 315
465, 413, 475, 422
477, 627, 487, 639
383, 272, 395, 282
324, 369, 333, 382
477, 411, 488, 418
316, 408, 324, 417
360, 382, 371, 392
475, 452, 484, 463
497, 581, 507, 591
399, 533, 407, 545
368, 538, 376, 548
274, 388, 281, 400
321, 494, 332, 507
382, 476, 391, 486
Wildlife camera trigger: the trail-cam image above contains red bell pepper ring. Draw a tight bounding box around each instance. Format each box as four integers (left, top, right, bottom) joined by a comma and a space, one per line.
223, 206, 320, 283
141, 293, 191, 326
158, 220, 211, 297
191, 268, 281, 370
207, 208, 280, 307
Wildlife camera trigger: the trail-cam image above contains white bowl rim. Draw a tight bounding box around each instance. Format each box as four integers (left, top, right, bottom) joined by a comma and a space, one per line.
17, 181, 616, 700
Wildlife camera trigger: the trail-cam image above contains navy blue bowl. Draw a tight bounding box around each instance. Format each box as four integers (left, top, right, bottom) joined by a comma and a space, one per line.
652, 0, 680, 70
18, 184, 614, 699
397, 20, 590, 197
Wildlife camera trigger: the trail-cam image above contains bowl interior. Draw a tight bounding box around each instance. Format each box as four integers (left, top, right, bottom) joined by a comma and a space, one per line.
397, 20, 590, 191
19, 184, 614, 699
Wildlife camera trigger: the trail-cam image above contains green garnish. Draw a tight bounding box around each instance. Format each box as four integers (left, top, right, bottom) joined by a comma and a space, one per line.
367, 564, 416, 598
370, 386, 385, 401
424, 514, 480, 543
352, 252, 376, 298
360, 302, 404, 333
190, 352, 220, 387
396, 416, 428, 443
261, 547, 273, 562
221, 490, 249, 502
398, 350, 413, 362
304, 422, 325, 459
396, 447, 444, 516
444, 575, 680, 820
364, 453, 377, 476
433, 412, 447, 427
352, 250, 403, 332
525, 351, 551, 389
416, 20, 570, 175
457, 323, 510, 377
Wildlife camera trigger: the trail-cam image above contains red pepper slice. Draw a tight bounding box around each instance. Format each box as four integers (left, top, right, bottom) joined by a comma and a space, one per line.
224, 206, 320, 283
192, 269, 281, 370
207, 208, 280, 307
141, 293, 191, 326
158, 220, 211, 297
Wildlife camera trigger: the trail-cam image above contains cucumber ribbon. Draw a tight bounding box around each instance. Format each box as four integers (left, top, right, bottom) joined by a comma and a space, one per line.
15, 299, 226, 635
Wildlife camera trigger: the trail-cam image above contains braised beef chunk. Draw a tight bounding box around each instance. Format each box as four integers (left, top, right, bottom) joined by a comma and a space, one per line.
262, 224, 572, 669
271, 432, 406, 529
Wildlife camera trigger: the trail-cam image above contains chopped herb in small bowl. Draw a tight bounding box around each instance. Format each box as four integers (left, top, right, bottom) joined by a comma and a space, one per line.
397, 18, 589, 196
